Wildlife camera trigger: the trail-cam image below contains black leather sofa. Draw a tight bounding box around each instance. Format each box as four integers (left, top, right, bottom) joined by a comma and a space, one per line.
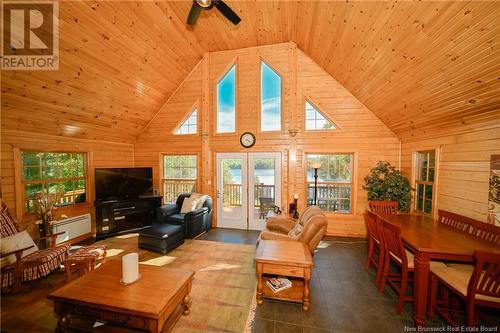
156, 193, 213, 239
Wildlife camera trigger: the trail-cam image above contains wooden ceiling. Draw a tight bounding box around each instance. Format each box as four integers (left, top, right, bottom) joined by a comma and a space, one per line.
2, 1, 499, 143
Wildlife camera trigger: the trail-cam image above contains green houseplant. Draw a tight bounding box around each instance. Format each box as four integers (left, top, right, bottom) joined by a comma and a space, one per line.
363, 161, 412, 212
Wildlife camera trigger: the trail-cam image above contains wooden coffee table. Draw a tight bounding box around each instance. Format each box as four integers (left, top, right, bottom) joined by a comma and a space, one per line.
255, 240, 314, 311
48, 261, 194, 332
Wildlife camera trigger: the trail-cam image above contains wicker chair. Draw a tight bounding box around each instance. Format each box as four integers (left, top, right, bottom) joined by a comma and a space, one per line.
0, 206, 71, 292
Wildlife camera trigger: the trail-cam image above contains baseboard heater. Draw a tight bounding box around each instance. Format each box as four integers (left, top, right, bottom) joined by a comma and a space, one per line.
52, 213, 92, 244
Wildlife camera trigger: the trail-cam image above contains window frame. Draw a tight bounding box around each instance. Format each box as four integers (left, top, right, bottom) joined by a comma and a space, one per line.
161, 153, 199, 204
413, 149, 437, 216
259, 59, 283, 133
173, 104, 199, 136
304, 152, 355, 215
215, 61, 237, 135
19, 150, 89, 216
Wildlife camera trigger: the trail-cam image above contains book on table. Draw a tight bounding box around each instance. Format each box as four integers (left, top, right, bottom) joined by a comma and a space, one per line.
266, 277, 292, 293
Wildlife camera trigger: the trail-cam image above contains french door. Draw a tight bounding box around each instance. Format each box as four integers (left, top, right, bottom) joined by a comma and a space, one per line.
216, 152, 281, 230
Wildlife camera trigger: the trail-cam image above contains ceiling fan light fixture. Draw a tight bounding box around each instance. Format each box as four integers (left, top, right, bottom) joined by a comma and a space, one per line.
196, 0, 212, 8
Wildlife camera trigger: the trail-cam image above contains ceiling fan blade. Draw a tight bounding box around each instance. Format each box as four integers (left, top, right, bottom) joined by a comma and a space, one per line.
187, 2, 202, 26
214, 1, 241, 25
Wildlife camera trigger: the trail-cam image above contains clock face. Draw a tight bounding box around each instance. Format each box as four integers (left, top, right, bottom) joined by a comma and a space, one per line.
240, 132, 256, 148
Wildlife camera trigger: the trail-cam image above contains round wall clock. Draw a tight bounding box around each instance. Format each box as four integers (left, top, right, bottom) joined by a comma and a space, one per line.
240, 132, 256, 148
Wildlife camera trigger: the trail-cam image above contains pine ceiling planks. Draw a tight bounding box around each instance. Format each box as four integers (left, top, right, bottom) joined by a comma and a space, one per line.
1, 1, 498, 143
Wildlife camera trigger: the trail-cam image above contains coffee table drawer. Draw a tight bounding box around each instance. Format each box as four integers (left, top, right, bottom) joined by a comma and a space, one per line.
262, 264, 304, 277
63, 302, 150, 330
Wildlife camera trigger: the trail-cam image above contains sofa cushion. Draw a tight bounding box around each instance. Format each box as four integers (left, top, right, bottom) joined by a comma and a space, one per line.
1, 230, 39, 264
166, 213, 186, 224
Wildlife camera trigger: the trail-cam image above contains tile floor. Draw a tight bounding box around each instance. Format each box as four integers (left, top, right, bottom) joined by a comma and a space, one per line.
201, 230, 448, 333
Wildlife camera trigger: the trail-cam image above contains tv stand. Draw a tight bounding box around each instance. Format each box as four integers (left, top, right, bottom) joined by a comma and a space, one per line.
95, 196, 161, 240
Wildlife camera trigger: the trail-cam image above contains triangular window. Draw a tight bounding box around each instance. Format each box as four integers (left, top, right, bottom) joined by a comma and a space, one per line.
174, 109, 197, 135
305, 100, 337, 130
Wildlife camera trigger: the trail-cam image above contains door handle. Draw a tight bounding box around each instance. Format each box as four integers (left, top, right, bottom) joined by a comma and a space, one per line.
217, 190, 222, 199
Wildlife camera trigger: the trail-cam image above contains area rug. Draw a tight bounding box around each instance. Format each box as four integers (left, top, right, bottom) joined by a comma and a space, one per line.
0, 235, 258, 333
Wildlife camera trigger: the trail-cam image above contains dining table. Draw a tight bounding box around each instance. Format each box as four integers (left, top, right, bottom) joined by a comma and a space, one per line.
377, 213, 500, 327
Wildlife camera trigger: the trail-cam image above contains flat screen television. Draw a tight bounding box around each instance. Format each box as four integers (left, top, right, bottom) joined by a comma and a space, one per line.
95, 167, 153, 202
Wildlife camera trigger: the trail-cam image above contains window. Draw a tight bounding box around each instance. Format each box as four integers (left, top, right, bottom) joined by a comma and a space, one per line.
217, 64, 236, 133
162, 155, 197, 203
306, 154, 353, 213
261, 61, 281, 131
22, 152, 87, 213
305, 100, 337, 130
415, 150, 435, 214
174, 108, 197, 135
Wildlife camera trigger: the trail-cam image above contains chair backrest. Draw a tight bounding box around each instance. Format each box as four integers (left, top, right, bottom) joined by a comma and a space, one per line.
364, 210, 381, 242
294, 208, 328, 252
470, 221, 500, 246
379, 218, 408, 267
468, 251, 500, 303
298, 205, 322, 226
437, 209, 476, 234
369, 201, 398, 214
0, 210, 20, 238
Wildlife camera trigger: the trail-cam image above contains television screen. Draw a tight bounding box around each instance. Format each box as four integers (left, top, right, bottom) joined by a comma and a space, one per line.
95, 167, 153, 202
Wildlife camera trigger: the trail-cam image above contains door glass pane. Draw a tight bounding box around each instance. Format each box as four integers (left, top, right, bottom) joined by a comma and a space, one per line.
253, 158, 276, 221
222, 159, 242, 209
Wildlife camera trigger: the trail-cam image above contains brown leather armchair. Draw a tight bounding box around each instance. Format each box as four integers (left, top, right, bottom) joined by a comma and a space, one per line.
259, 206, 328, 253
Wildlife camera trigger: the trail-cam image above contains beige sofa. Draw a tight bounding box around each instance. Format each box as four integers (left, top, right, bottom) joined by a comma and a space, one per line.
259, 206, 328, 253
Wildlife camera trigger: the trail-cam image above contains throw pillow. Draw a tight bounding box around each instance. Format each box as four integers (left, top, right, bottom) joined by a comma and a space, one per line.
0, 230, 39, 264
180, 197, 200, 214
195, 195, 208, 210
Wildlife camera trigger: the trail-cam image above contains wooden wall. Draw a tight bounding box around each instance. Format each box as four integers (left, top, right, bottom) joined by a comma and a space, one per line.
0, 130, 134, 233
401, 127, 500, 223
135, 42, 401, 237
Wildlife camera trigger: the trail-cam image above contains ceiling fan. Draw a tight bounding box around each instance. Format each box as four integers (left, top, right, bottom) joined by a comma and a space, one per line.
187, 0, 241, 26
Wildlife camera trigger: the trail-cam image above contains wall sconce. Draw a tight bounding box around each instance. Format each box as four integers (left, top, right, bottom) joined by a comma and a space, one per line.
288, 128, 299, 137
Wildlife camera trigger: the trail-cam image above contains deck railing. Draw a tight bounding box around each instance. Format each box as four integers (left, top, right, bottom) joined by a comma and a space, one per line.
163, 179, 196, 203
307, 182, 352, 212
162, 180, 275, 207
222, 183, 275, 207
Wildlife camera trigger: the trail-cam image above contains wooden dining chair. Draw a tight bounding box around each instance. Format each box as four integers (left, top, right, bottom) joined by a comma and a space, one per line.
470, 220, 500, 246
369, 201, 398, 215
437, 209, 475, 234
428, 251, 500, 327
379, 218, 446, 314
378, 219, 414, 314
363, 210, 384, 288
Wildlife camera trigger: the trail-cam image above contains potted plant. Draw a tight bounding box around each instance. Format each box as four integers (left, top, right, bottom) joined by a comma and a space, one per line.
363, 161, 412, 212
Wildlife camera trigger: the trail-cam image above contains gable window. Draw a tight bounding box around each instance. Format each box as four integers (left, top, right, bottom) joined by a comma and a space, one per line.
174, 109, 197, 135
261, 61, 281, 131
306, 153, 353, 213
162, 155, 197, 203
22, 152, 87, 213
217, 64, 236, 133
305, 100, 337, 130
414, 150, 435, 214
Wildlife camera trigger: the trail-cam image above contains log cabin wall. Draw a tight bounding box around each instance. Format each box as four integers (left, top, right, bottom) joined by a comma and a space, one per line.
401, 127, 500, 223
1, 130, 135, 234
135, 42, 401, 237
